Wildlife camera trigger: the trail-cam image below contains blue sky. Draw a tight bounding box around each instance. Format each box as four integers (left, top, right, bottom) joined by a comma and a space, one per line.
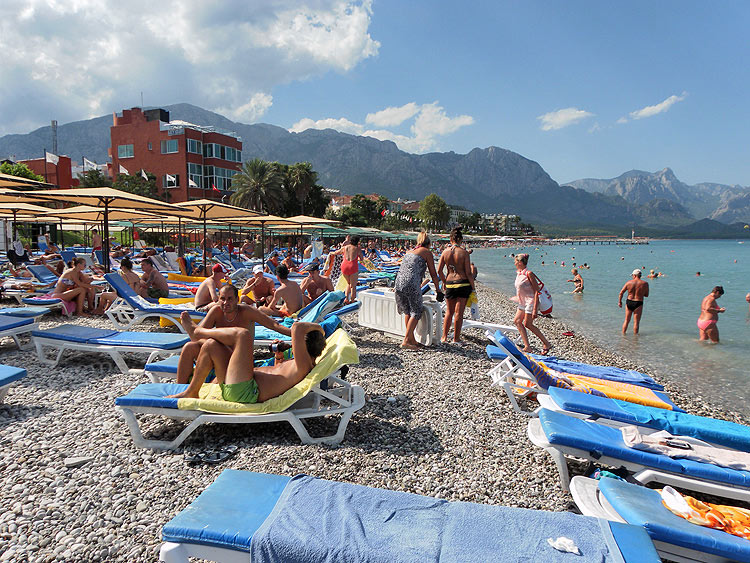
1, 1, 747, 186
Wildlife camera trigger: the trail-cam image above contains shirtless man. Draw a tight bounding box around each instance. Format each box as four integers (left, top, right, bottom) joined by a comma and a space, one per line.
239, 239, 255, 260
281, 253, 297, 273
172, 284, 292, 385
698, 286, 725, 343
567, 268, 584, 293
240, 265, 275, 306
194, 264, 224, 311
168, 311, 324, 402
138, 258, 170, 299
91, 228, 102, 252
300, 262, 334, 305
258, 264, 304, 317
618, 269, 649, 334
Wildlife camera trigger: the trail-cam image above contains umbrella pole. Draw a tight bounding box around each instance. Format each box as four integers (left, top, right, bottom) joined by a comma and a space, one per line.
59, 220, 64, 250
178, 218, 184, 257
261, 222, 265, 263
12, 210, 17, 241
202, 215, 207, 276
103, 200, 111, 273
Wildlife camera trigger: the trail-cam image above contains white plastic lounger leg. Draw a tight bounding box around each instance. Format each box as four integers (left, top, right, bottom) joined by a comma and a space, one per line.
159, 542, 250, 563
35, 339, 66, 368
0, 387, 10, 403
117, 407, 207, 451
527, 418, 571, 491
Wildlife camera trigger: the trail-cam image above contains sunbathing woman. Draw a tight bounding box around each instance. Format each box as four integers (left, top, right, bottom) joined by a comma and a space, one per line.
168, 312, 326, 403
52, 258, 95, 315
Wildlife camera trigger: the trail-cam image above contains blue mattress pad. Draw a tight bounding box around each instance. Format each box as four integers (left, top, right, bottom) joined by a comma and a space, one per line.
549, 387, 750, 452
0, 316, 34, 330
599, 478, 750, 562
0, 307, 50, 318
0, 365, 26, 386
115, 383, 183, 408
539, 409, 750, 487
88, 331, 188, 349
145, 355, 180, 374
32, 325, 118, 343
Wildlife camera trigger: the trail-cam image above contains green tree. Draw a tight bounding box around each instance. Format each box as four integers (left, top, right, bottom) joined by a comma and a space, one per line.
287, 162, 317, 216
112, 172, 168, 201
77, 169, 112, 188
417, 193, 450, 231
0, 162, 43, 182
231, 158, 284, 213
304, 184, 332, 218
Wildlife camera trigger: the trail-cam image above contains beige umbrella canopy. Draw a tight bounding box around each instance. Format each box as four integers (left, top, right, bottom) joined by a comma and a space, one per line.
38, 205, 165, 222
0, 172, 50, 188
0, 202, 56, 241
22, 187, 191, 272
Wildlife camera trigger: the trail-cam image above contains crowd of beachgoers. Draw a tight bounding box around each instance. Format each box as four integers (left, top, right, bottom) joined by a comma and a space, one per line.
0, 230, 749, 561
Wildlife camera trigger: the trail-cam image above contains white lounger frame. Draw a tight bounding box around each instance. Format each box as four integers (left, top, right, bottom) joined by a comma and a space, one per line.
105, 298, 203, 332
527, 417, 750, 502
117, 372, 365, 450
33, 336, 184, 374
570, 476, 734, 563
0, 378, 22, 403
160, 541, 250, 563
486, 330, 543, 416
0, 322, 39, 350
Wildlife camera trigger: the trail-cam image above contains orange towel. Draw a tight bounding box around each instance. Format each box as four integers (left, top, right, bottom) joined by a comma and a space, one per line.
661, 487, 750, 539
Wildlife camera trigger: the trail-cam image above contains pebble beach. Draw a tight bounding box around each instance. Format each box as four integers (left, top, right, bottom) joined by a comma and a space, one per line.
1, 282, 748, 562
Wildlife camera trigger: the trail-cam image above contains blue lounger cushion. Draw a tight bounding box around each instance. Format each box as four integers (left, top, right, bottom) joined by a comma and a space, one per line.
145, 355, 180, 374
485, 345, 663, 390
549, 387, 750, 452
115, 383, 182, 408
0, 365, 26, 386
161, 469, 658, 562
88, 331, 188, 349
599, 478, 750, 562
539, 408, 750, 487
0, 307, 49, 318
0, 316, 34, 331
32, 326, 118, 343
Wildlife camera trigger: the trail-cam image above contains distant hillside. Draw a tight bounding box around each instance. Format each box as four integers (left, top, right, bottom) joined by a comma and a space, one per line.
0, 103, 732, 231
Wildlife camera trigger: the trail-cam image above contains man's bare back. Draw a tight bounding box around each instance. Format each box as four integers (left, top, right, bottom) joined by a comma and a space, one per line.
623, 278, 649, 301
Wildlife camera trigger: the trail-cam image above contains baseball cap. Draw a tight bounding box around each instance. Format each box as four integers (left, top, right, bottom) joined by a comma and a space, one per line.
253, 265, 264, 274
212, 263, 224, 274
631, 269, 641, 276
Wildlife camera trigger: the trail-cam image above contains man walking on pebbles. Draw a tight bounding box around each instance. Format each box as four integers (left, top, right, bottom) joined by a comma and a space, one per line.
618, 269, 649, 334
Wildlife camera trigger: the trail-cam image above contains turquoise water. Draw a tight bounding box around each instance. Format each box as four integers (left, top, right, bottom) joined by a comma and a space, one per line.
472, 240, 750, 414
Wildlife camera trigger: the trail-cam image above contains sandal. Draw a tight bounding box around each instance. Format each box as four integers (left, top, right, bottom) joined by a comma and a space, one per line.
541, 345, 554, 356
203, 445, 239, 465
184, 451, 206, 465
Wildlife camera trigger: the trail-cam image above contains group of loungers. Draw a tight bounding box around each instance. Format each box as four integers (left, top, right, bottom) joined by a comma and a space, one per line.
486, 328, 750, 562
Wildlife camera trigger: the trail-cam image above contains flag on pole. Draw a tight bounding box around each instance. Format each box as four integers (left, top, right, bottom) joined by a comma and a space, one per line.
119, 164, 129, 175
166, 174, 176, 187
45, 151, 59, 165
140, 169, 148, 181
188, 178, 198, 187
212, 183, 219, 192
83, 157, 97, 170
380, 209, 386, 217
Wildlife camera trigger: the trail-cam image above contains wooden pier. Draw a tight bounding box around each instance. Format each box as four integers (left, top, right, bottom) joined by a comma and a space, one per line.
554, 236, 649, 245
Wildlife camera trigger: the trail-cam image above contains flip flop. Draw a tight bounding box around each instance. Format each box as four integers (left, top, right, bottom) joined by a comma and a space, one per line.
562, 331, 575, 337
184, 451, 206, 465
204, 445, 239, 465
541, 345, 554, 355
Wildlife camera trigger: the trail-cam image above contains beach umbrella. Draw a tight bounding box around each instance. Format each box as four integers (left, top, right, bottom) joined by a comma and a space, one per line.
0, 202, 56, 243
174, 200, 261, 271
22, 187, 189, 272
217, 214, 298, 259
0, 172, 51, 188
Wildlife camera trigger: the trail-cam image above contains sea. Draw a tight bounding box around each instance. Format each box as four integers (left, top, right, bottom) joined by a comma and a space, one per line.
471, 239, 750, 415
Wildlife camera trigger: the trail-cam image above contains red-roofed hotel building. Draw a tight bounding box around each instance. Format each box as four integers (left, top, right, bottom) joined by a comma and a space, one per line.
109, 107, 242, 202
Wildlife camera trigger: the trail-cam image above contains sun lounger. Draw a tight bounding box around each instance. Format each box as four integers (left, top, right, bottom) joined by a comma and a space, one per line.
116, 328, 363, 449
21, 294, 75, 317
485, 340, 663, 390
104, 272, 206, 331
357, 288, 442, 345
0, 315, 39, 349
158, 469, 658, 563
0, 364, 26, 403
0, 306, 50, 319
528, 408, 750, 501
571, 476, 750, 563
540, 386, 750, 452
33, 325, 188, 373
487, 330, 682, 415
26, 265, 59, 285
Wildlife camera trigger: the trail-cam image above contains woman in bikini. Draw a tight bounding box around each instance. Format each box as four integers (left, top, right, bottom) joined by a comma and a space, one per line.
698, 285, 725, 343
437, 227, 474, 342
333, 236, 361, 304
52, 258, 95, 315
513, 253, 552, 355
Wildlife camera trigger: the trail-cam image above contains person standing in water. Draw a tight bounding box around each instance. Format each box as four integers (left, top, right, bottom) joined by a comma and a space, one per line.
618, 269, 649, 334
698, 286, 725, 343
567, 268, 584, 293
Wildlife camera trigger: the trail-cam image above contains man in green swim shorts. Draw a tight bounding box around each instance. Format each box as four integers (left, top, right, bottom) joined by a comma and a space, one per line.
167, 311, 327, 403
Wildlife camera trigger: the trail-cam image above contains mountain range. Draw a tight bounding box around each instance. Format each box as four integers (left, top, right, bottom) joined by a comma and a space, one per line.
1, 103, 748, 236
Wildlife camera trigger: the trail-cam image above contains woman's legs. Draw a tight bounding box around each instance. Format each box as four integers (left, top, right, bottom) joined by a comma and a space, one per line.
401, 315, 420, 349
523, 313, 550, 352
452, 297, 468, 342
442, 298, 457, 342
514, 308, 531, 352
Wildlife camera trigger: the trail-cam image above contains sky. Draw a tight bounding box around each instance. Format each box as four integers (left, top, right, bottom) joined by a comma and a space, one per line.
1, 0, 748, 186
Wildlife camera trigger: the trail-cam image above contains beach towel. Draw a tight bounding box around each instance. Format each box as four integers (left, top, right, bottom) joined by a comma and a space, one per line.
177, 328, 357, 414
660, 486, 750, 539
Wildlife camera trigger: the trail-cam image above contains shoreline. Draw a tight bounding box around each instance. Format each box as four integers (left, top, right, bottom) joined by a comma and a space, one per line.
0, 285, 747, 561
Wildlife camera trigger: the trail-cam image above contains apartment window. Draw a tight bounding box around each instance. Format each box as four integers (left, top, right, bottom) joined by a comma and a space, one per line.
188, 163, 203, 189
147, 142, 152, 151
187, 139, 203, 154
117, 144, 134, 158
160, 139, 179, 154
162, 174, 180, 188
225, 147, 236, 162
236, 150, 242, 162
203, 143, 213, 158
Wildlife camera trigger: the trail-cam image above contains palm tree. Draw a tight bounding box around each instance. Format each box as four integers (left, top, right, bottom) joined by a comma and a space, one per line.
230, 159, 284, 213
287, 162, 317, 216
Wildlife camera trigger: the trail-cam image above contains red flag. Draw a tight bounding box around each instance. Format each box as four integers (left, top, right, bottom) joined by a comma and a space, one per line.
380, 209, 386, 217
212, 183, 219, 192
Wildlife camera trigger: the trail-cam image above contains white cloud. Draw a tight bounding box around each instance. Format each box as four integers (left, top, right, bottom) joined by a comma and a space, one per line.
290, 102, 474, 153
365, 103, 420, 127
537, 107, 594, 131
0, 0, 380, 135
618, 92, 688, 123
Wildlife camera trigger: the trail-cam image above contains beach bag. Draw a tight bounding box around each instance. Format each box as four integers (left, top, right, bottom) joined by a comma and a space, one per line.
526, 270, 553, 315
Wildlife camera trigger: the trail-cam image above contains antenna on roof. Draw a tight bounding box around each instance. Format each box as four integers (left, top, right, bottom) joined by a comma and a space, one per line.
51, 120, 58, 154
140, 91, 144, 108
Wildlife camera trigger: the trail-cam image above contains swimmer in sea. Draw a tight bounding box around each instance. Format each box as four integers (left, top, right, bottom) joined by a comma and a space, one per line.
567, 268, 584, 293
698, 286, 725, 343
618, 269, 649, 334
647, 269, 658, 279
746, 292, 750, 312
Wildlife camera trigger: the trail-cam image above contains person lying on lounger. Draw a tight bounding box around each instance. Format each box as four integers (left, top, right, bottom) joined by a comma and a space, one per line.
175, 284, 292, 384
167, 313, 326, 403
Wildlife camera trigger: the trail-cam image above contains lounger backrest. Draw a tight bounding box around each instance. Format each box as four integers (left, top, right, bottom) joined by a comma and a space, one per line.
299, 291, 345, 323
104, 272, 154, 310
26, 265, 58, 285
94, 250, 105, 265
60, 250, 76, 264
